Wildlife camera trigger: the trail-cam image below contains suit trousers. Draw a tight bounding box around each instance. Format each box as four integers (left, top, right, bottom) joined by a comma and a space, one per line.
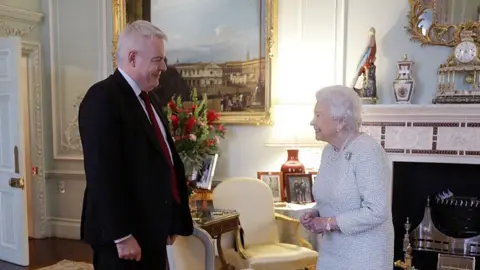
92, 241, 167, 270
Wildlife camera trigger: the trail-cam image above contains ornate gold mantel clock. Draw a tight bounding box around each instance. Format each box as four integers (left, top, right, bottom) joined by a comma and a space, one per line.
433, 30, 480, 103
405, 0, 480, 104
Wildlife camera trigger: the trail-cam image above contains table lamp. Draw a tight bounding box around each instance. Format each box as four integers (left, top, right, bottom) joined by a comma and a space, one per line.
265, 104, 326, 173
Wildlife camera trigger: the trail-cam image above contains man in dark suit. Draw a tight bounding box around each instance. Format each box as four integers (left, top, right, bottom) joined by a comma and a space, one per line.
78, 20, 193, 270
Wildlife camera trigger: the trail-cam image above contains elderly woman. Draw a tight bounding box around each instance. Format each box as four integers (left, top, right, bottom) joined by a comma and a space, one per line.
300, 85, 394, 269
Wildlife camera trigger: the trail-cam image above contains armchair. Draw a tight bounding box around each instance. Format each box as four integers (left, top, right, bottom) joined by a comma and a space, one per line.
212, 177, 318, 270
167, 225, 216, 270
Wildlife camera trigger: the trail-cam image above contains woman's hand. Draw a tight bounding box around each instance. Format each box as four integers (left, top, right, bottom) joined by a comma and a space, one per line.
308, 217, 328, 234
308, 217, 338, 234
300, 209, 319, 230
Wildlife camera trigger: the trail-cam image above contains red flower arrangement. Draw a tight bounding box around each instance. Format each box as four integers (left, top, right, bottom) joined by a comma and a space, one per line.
165, 88, 226, 195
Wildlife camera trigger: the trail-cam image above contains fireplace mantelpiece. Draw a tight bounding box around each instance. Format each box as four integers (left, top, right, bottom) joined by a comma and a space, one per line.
377, 104, 480, 269
360, 104, 480, 157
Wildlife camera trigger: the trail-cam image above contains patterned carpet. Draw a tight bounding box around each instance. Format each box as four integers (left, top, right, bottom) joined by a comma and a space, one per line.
35, 260, 93, 270
35, 260, 314, 269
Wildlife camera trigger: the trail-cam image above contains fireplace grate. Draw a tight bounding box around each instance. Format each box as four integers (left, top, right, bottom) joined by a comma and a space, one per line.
407, 197, 480, 257
437, 254, 475, 270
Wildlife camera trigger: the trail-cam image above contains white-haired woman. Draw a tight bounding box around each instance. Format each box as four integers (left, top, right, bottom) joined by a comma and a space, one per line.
300, 85, 394, 269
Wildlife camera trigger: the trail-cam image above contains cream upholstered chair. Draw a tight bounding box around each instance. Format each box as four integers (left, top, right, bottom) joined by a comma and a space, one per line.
167, 225, 216, 270
212, 177, 318, 270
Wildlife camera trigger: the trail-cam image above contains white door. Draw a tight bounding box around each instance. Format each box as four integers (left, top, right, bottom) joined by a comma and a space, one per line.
0, 37, 29, 266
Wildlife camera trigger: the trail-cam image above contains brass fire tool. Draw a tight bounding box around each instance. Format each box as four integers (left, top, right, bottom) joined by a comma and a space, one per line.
394, 218, 418, 270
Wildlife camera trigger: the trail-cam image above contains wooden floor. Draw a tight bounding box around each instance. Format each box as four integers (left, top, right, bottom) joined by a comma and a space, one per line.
0, 238, 92, 270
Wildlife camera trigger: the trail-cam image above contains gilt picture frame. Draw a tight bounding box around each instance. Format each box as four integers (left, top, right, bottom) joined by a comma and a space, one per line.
406, 0, 480, 47
111, 0, 278, 125
257, 171, 283, 202
284, 173, 314, 204
309, 171, 318, 186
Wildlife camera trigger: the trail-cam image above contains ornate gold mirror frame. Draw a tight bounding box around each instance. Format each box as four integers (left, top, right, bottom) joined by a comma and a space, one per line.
406, 0, 480, 47
111, 0, 278, 125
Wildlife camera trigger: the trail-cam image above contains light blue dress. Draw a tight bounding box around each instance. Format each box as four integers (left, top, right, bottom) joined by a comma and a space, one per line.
314, 134, 394, 270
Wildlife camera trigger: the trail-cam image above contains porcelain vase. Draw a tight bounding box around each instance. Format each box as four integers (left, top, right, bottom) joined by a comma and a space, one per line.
280, 149, 305, 173
393, 54, 415, 104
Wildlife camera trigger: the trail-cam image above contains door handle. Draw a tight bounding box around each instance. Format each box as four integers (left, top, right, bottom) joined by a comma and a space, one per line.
9, 177, 25, 189
10, 146, 24, 189
14, 146, 19, 174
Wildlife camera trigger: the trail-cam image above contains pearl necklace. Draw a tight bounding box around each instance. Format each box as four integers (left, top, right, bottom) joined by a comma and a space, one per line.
330, 133, 354, 161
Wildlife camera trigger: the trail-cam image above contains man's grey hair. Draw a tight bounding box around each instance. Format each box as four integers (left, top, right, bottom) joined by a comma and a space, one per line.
115, 20, 168, 65
315, 85, 363, 131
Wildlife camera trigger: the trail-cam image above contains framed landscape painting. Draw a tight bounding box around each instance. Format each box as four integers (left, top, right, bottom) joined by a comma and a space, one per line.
112, 0, 278, 125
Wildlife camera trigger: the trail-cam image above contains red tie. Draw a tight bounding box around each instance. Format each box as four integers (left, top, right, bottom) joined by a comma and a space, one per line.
140, 91, 180, 203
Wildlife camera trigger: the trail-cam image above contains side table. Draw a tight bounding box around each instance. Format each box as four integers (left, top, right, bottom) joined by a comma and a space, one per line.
275, 202, 320, 250
192, 209, 240, 270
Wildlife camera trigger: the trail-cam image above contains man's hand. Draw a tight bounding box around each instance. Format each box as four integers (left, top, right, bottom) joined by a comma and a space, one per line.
167, 235, 178, 245
116, 236, 141, 261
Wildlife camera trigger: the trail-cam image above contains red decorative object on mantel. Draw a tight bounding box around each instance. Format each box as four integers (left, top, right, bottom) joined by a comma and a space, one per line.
281, 149, 305, 174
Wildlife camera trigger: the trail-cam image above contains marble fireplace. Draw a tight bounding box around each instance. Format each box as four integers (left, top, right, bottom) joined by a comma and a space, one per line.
360, 104, 480, 269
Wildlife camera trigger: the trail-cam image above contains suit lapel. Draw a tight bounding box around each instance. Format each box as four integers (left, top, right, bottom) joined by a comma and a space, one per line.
113, 70, 164, 155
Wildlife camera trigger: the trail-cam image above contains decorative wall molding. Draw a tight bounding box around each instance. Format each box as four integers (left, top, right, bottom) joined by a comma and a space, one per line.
0, 5, 43, 37
49, 0, 108, 160
21, 41, 48, 238
361, 105, 480, 161
362, 104, 480, 119
0, 21, 35, 37
334, 0, 346, 85
275, 0, 345, 104
61, 94, 83, 152
0, 5, 43, 23
46, 171, 85, 181
48, 217, 80, 239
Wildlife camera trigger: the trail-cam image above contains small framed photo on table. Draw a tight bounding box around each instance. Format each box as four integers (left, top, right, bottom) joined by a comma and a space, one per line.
257, 172, 283, 202
193, 154, 219, 190
309, 171, 318, 186
284, 173, 314, 204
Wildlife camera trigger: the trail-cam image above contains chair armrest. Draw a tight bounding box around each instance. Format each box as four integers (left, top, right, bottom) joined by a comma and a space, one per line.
234, 225, 251, 259
275, 213, 313, 249
193, 226, 216, 270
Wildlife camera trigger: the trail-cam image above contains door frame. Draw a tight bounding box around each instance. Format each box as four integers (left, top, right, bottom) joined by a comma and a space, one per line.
21, 41, 48, 239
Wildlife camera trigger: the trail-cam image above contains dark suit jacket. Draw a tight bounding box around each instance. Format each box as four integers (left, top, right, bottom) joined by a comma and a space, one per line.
78, 69, 193, 248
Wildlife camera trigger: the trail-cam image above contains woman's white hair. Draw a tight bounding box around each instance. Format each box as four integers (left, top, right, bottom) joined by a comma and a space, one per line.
315, 85, 363, 131
115, 20, 167, 65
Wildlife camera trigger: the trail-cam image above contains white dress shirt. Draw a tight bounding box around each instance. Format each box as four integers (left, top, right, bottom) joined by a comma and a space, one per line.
114, 68, 174, 244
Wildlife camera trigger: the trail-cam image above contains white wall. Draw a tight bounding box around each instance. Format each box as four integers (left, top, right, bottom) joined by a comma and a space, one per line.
41, 0, 111, 238
42, 0, 453, 239
0, 2, 42, 41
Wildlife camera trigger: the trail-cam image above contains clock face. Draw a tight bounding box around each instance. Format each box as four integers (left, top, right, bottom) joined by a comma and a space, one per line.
455, 41, 477, 63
